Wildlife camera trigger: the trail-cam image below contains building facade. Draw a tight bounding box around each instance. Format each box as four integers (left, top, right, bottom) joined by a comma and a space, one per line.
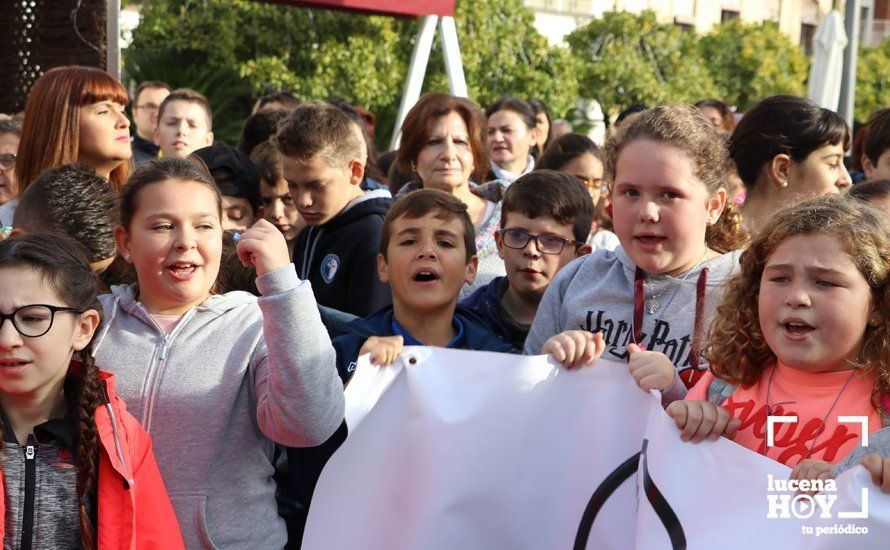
863, 0, 890, 46
524, 0, 842, 49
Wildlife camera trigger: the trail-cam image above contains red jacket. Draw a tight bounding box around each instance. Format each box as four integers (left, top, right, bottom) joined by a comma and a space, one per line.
0, 370, 185, 549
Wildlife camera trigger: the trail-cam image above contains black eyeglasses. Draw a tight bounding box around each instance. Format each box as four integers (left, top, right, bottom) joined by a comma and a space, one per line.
0, 153, 15, 171
498, 228, 582, 255
0, 305, 84, 338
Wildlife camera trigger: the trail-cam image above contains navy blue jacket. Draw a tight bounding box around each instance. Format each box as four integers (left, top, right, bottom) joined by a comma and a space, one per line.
293, 191, 393, 317
332, 304, 519, 382
460, 276, 531, 351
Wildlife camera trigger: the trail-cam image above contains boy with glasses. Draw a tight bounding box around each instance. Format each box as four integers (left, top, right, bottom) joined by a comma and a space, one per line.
130, 81, 171, 164
460, 170, 593, 349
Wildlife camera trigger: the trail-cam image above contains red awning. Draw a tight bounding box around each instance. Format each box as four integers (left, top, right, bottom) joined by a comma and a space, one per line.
254, 0, 455, 18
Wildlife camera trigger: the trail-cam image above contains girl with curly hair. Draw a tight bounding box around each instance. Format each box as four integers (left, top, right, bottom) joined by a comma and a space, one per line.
672, 196, 890, 473
0, 233, 181, 548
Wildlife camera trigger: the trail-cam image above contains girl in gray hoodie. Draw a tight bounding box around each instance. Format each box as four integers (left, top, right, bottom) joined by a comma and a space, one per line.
92, 158, 344, 549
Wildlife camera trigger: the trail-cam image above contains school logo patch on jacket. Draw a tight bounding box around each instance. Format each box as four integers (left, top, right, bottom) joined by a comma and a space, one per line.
321, 254, 340, 284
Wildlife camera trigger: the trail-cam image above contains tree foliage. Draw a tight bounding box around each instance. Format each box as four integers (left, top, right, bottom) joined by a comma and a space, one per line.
855, 40, 890, 123
127, 1, 833, 142
565, 10, 717, 117
127, 0, 410, 144
124, 47, 254, 145
697, 20, 808, 111
425, 0, 579, 118
126, 0, 576, 147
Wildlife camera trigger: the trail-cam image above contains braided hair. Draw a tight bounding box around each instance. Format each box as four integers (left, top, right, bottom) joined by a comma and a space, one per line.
0, 234, 104, 549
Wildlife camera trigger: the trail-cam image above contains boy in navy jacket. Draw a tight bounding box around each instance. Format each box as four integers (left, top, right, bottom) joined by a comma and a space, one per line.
460, 170, 593, 350
334, 188, 518, 377
284, 189, 514, 546
274, 102, 392, 317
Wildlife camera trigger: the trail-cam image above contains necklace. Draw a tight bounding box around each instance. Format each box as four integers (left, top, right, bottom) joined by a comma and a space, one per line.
763, 365, 858, 459
644, 285, 668, 315
642, 251, 709, 314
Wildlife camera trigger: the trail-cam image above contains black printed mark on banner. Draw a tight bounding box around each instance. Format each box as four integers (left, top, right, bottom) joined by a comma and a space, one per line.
573, 440, 686, 550
641, 439, 686, 549
572, 452, 640, 550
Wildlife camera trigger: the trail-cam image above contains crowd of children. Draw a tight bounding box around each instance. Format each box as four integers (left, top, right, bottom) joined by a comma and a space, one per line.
0, 63, 890, 548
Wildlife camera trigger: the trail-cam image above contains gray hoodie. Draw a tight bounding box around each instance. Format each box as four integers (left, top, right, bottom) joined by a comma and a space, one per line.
92, 264, 343, 549
834, 427, 890, 476
524, 246, 740, 402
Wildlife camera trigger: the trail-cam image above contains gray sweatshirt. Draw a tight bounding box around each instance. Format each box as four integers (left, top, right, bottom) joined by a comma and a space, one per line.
834, 427, 890, 476
524, 246, 740, 401
92, 264, 343, 549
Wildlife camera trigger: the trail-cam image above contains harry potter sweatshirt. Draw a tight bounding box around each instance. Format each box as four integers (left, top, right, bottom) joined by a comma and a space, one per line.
524, 246, 740, 401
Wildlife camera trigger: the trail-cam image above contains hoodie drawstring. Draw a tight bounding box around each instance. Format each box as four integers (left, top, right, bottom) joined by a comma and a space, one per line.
92, 295, 121, 357
632, 267, 708, 374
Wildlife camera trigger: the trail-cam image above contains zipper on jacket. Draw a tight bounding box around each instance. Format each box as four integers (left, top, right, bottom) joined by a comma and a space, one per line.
135, 304, 198, 434
98, 383, 132, 490
159, 334, 169, 361
21, 434, 37, 550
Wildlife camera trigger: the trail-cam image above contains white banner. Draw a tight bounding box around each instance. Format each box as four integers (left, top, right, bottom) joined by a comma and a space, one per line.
302, 348, 890, 549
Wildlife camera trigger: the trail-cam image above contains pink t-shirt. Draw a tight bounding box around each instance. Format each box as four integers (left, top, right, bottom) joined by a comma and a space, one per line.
687, 364, 880, 467
150, 313, 183, 334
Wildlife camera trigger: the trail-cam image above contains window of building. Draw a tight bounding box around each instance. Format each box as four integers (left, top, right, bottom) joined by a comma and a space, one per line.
721, 10, 740, 23
674, 19, 694, 32
800, 23, 817, 55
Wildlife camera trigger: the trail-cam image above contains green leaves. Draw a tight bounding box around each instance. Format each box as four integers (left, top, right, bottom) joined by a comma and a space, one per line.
856, 41, 890, 123
698, 20, 808, 111
127, 2, 871, 143
426, 0, 579, 116
126, 0, 410, 145
566, 11, 718, 118
564, 11, 812, 117
125, 0, 578, 147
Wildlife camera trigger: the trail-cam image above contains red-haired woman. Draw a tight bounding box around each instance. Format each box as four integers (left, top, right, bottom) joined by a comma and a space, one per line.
395, 92, 506, 297
0, 66, 132, 226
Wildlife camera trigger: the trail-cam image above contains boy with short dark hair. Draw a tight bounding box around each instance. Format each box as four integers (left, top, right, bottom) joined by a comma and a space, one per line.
154, 88, 214, 158
284, 189, 514, 545
460, 170, 593, 349
250, 141, 304, 258
238, 108, 290, 157
274, 101, 392, 317
11, 163, 118, 272
862, 108, 890, 182
333, 189, 517, 377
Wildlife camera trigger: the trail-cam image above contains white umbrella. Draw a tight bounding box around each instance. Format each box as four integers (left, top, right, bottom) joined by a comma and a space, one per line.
807, 10, 849, 111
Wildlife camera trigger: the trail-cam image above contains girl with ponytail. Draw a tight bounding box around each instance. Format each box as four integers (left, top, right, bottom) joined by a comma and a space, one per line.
0, 233, 182, 549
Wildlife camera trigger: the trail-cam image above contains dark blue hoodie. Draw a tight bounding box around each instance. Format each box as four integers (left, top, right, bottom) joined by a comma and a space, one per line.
332, 304, 518, 382
460, 276, 532, 351
293, 190, 393, 317
283, 305, 517, 545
